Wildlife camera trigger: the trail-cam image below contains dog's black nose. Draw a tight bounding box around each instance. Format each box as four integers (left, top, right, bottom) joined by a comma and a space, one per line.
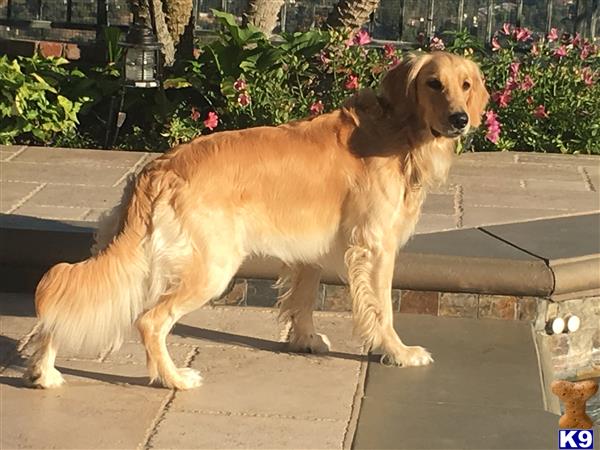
449, 112, 469, 130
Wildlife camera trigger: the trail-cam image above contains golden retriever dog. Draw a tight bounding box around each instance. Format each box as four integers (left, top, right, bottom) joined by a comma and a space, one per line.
24, 51, 489, 389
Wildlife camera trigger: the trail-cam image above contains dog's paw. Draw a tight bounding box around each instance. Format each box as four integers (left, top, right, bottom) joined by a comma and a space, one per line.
288, 333, 331, 354
380, 345, 433, 367
23, 367, 65, 389
160, 368, 203, 390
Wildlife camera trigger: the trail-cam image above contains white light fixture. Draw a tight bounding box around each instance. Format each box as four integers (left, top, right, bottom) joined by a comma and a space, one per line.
548, 317, 566, 334
566, 315, 581, 333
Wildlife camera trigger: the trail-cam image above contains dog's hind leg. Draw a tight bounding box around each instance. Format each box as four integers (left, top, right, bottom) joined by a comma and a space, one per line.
137, 252, 241, 389
23, 332, 65, 388
278, 264, 330, 354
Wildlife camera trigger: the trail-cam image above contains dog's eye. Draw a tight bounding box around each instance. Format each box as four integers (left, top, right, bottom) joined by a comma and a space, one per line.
462, 80, 471, 91
426, 79, 443, 91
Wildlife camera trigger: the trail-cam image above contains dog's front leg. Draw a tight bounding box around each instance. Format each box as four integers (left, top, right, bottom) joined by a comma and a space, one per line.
346, 239, 433, 366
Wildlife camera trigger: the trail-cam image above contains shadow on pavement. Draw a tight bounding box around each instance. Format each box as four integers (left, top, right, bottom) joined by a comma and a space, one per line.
173, 323, 366, 362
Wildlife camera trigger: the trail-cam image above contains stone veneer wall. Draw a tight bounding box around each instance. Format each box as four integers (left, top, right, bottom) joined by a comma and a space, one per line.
534, 296, 600, 381
212, 278, 540, 320
532, 296, 600, 421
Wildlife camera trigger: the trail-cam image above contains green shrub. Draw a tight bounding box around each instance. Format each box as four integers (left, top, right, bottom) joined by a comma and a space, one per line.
0, 55, 90, 145
1, 16, 597, 154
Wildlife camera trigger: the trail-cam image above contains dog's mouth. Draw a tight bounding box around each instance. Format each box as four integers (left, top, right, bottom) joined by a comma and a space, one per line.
431, 127, 467, 139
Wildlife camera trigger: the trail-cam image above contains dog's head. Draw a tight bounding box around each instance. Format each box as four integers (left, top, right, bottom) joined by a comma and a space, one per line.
381, 51, 489, 138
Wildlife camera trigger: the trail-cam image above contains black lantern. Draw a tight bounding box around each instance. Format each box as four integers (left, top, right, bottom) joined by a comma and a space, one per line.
104, 16, 162, 148
119, 23, 162, 88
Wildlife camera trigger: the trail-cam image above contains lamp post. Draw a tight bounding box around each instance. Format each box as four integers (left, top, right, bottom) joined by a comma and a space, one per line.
104, 18, 162, 148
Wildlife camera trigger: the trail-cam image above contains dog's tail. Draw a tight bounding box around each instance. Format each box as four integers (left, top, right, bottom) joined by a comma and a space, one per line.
34, 171, 156, 355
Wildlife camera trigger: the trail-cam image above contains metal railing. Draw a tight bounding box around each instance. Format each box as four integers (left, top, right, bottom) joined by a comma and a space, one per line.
0, 0, 597, 45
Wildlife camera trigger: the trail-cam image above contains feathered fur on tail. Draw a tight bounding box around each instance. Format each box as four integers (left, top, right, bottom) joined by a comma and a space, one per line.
34, 171, 154, 355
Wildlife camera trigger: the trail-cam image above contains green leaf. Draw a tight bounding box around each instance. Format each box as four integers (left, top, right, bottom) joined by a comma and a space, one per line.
57, 95, 73, 113
163, 77, 192, 89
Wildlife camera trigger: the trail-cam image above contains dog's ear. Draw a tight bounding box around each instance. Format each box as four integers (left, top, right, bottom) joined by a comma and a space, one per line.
380, 53, 430, 110
465, 60, 490, 128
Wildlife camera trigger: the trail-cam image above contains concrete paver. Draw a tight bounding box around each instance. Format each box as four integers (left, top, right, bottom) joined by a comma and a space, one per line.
462, 189, 600, 211
12, 204, 91, 221
449, 162, 585, 182
0, 181, 43, 213
25, 185, 124, 209
421, 193, 455, 215
355, 399, 559, 450
1, 382, 168, 450
0, 145, 26, 162
353, 314, 561, 450
13, 147, 148, 167
461, 206, 583, 229
177, 345, 360, 419
417, 213, 456, 233
150, 410, 347, 450
483, 213, 600, 260
0, 161, 130, 187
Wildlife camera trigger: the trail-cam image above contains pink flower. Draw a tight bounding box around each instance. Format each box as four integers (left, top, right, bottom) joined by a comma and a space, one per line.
319, 51, 331, 65
485, 110, 501, 144
533, 105, 549, 119
554, 45, 568, 58
492, 89, 512, 108
383, 43, 396, 59
429, 36, 445, 51
520, 75, 535, 91
505, 77, 519, 91
531, 43, 539, 56
352, 29, 371, 46
237, 93, 251, 107
190, 107, 201, 122
572, 33, 581, 48
514, 27, 531, 42
580, 43, 591, 60
581, 67, 594, 86
509, 62, 520, 78
310, 100, 324, 115
547, 28, 559, 42
203, 111, 219, 130
345, 74, 359, 90
233, 78, 246, 91
491, 37, 501, 51
501, 23, 511, 35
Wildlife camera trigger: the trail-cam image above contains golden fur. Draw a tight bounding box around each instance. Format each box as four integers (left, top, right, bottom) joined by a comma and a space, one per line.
24, 52, 489, 389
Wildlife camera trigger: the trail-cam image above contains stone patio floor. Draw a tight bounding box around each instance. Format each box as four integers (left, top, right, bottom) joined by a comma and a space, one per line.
4, 292, 598, 449
1, 146, 599, 233
1, 146, 599, 448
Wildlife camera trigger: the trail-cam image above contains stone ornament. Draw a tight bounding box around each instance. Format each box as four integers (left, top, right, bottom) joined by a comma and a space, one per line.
551, 379, 599, 429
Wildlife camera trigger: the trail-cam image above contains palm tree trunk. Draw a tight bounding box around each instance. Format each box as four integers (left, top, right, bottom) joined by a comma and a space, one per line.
244, 0, 285, 35
128, 0, 194, 66
326, 0, 379, 30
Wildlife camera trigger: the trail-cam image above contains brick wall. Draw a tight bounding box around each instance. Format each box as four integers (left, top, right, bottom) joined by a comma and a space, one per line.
0, 38, 95, 61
